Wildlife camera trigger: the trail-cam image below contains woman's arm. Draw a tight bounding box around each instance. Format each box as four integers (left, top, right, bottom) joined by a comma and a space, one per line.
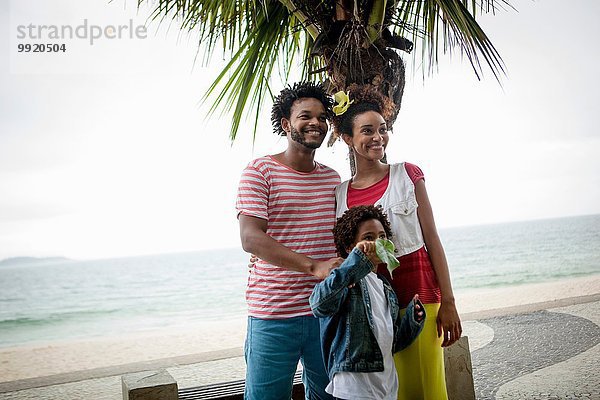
414, 179, 462, 347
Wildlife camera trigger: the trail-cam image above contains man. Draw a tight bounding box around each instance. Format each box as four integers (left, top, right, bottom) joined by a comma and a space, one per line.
236, 81, 342, 399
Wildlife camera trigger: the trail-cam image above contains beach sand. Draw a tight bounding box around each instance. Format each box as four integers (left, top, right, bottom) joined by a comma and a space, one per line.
1, 274, 599, 383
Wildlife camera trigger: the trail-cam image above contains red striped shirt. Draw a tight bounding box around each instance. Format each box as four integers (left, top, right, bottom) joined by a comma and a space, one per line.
346, 162, 442, 305
236, 156, 340, 318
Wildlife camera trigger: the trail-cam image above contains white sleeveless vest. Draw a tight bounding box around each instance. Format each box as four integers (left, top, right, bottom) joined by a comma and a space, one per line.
335, 163, 425, 257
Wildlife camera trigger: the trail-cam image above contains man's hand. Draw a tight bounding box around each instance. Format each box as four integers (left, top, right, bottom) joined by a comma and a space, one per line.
247, 252, 342, 280
355, 240, 381, 267
311, 258, 344, 280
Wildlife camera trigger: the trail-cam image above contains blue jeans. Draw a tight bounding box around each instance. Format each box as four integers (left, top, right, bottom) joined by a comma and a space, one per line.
244, 316, 333, 400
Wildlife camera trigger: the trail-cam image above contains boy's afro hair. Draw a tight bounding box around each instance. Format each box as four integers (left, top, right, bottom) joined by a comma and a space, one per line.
333, 205, 393, 258
271, 81, 333, 136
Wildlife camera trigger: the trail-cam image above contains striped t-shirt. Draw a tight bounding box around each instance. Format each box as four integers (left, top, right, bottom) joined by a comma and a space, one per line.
236, 155, 340, 318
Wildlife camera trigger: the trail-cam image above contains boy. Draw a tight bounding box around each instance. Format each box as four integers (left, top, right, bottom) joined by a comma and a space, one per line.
310, 205, 425, 400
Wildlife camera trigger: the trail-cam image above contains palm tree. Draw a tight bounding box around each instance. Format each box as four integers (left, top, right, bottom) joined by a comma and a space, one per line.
141, 0, 510, 141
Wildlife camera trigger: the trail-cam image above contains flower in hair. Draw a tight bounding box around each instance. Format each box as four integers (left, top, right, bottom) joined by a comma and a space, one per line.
332, 90, 354, 116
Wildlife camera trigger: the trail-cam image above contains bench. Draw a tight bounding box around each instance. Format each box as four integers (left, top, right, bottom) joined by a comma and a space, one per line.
178, 370, 305, 400
123, 336, 474, 400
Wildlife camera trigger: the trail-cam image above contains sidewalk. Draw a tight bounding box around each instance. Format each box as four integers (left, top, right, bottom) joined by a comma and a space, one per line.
1, 294, 598, 400
469, 295, 600, 399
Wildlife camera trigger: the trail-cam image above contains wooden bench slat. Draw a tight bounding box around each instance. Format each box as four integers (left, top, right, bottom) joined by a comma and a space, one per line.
178, 371, 304, 400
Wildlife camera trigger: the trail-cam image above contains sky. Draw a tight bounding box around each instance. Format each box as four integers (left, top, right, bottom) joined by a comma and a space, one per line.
0, 0, 599, 260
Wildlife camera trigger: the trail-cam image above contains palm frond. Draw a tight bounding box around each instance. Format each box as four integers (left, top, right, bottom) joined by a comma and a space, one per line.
367, 0, 388, 43
138, 0, 513, 142
201, 1, 320, 141
393, 0, 512, 81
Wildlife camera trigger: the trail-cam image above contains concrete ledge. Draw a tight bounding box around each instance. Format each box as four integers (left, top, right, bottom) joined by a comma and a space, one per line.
0, 348, 243, 394
445, 336, 476, 400
122, 369, 177, 400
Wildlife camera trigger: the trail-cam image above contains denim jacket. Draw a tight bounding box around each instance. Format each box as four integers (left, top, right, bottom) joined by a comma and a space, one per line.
309, 248, 425, 379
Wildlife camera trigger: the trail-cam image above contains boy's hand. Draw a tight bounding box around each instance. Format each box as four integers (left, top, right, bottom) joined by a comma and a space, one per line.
413, 294, 425, 322
356, 240, 381, 266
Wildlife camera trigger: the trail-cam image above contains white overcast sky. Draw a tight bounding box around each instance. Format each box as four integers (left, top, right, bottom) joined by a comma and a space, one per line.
1, 0, 599, 260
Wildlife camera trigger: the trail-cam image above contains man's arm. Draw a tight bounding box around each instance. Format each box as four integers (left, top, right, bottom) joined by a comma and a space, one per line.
309, 247, 374, 317
239, 214, 342, 280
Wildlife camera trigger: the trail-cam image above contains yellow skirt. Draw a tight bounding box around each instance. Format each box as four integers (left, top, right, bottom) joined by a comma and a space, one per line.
394, 303, 448, 400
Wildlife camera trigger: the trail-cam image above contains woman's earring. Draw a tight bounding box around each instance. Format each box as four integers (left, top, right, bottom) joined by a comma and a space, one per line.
348, 147, 356, 176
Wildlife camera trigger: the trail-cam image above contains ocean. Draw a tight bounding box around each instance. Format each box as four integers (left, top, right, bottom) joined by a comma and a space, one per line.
0, 214, 598, 348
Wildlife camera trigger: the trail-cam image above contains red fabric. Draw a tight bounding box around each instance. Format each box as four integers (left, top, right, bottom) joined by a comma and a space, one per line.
376, 248, 441, 305
404, 162, 424, 184
345, 163, 441, 305
347, 171, 389, 208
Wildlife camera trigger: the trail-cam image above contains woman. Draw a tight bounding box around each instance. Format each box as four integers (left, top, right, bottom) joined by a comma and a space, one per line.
331, 84, 462, 400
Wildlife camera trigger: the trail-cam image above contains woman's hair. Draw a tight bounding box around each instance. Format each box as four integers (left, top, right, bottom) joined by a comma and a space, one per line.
331, 84, 395, 140
333, 205, 393, 258
271, 81, 333, 136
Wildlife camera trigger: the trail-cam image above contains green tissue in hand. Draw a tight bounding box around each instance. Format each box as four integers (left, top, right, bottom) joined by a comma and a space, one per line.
375, 238, 400, 276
